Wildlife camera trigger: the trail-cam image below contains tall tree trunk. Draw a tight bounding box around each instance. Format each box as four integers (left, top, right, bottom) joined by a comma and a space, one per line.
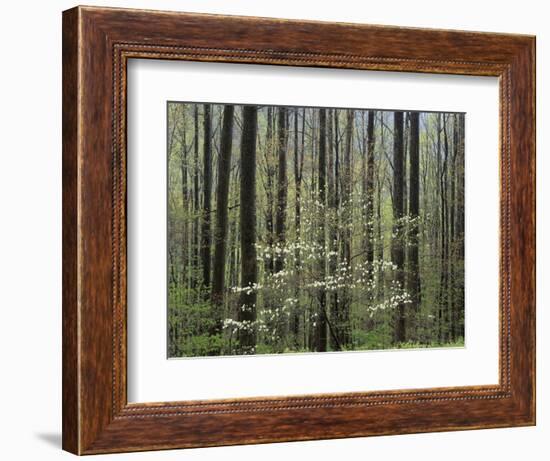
365, 110, 376, 287
403, 115, 409, 224
455, 113, 465, 339
407, 111, 421, 340
437, 114, 450, 343
449, 114, 457, 341
360, 112, 368, 247
192, 106, 200, 290
228, 167, 240, 290
211, 105, 235, 334
264, 107, 275, 275
336, 109, 354, 349
315, 109, 328, 352
275, 107, 288, 273
376, 112, 385, 302
327, 109, 335, 213
201, 104, 212, 289
443, 115, 450, 342
307, 110, 318, 350
328, 110, 340, 350
180, 110, 189, 292
167, 109, 179, 354
292, 108, 304, 346
392, 111, 406, 344
434, 114, 445, 343
328, 110, 341, 350
238, 106, 259, 354
310, 111, 317, 197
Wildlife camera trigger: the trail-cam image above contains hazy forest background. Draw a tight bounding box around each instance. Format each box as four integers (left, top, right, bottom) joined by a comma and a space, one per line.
167, 102, 465, 357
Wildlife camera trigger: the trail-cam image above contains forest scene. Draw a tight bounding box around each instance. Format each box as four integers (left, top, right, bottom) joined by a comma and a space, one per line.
167, 102, 465, 358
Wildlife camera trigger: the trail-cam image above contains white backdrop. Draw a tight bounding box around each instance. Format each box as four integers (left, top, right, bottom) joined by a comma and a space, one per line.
127, 60, 499, 402
0, 1, 546, 460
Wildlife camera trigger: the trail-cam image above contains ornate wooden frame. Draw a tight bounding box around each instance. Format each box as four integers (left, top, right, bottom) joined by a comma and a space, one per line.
62, 5, 536, 455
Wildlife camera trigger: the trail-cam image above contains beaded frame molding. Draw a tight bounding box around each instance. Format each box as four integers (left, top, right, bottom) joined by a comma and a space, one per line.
62, 6, 535, 455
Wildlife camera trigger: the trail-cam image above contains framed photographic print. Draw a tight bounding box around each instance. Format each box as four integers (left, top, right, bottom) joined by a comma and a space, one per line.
62, 5, 535, 455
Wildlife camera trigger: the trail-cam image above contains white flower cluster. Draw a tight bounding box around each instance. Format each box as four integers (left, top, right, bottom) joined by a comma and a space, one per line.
255, 240, 326, 263
223, 318, 268, 334
372, 295, 411, 315
231, 282, 262, 295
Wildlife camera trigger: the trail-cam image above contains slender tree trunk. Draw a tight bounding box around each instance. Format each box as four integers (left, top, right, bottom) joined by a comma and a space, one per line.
327, 109, 335, 213
365, 110, 376, 284
376, 112, 385, 302
275, 107, 288, 273
292, 108, 304, 346
449, 114, 458, 341
238, 106, 259, 354
315, 109, 328, 352
264, 107, 275, 275
343, 110, 353, 266
311, 111, 317, 197
407, 111, 421, 340
392, 111, 406, 344
307, 110, 318, 351
327, 110, 338, 350
436, 114, 443, 342
180, 111, 189, 292
167, 109, 178, 354
201, 104, 212, 289
228, 174, 240, 290
329, 110, 341, 350
211, 105, 235, 334
403, 115, 409, 224
336, 109, 354, 349
455, 113, 465, 339
437, 114, 450, 343
360, 112, 368, 247
443, 115, 450, 342
334, 110, 341, 216
192, 106, 200, 290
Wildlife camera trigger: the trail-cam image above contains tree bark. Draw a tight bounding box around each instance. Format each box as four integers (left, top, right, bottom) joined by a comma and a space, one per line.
449, 114, 457, 341
201, 104, 212, 289
328, 110, 340, 350
455, 113, 465, 340
365, 110, 376, 278
192, 106, 200, 290
437, 114, 450, 343
292, 108, 304, 345
392, 111, 406, 344
376, 112, 385, 302
328, 110, 342, 350
211, 105, 235, 332
275, 107, 288, 273
407, 111, 421, 340
264, 107, 275, 275
179, 109, 189, 292
336, 109, 354, 349
238, 106, 259, 354
315, 109, 328, 352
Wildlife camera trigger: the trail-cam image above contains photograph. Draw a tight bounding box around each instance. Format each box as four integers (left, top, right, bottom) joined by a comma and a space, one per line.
53, 4, 535, 455
167, 102, 466, 357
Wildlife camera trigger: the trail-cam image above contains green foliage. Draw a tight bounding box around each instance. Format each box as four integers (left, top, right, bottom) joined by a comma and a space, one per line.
167, 104, 466, 357
168, 286, 226, 356
395, 338, 465, 349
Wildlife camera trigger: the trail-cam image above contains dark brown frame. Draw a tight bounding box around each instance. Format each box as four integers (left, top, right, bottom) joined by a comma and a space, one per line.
62, 5, 536, 455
